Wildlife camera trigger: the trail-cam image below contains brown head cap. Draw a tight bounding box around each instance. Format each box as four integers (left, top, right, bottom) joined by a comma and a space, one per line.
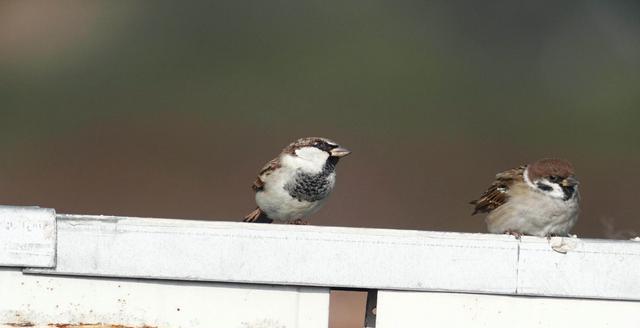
527, 158, 575, 181
282, 137, 337, 153
282, 137, 350, 158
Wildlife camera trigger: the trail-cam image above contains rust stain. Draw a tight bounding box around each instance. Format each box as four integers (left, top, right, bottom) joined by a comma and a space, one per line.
48, 324, 156, 328
3, 324, 155, 328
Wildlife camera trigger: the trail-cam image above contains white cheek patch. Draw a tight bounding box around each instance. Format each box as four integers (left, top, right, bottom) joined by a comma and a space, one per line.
524, 168, 566, 200
542, 179, 566, 199
284, 147, 329, 173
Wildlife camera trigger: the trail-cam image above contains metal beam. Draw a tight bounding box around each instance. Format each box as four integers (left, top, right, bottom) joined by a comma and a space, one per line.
19, 211, 640, 300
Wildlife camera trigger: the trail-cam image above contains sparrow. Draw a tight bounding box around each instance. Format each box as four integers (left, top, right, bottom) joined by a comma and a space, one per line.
470, 158, 580, 237
243, 137, 351, 224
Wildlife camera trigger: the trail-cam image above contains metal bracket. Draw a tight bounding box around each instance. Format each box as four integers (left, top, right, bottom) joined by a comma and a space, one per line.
364, 289, 377, 328
0, 206, 56, 268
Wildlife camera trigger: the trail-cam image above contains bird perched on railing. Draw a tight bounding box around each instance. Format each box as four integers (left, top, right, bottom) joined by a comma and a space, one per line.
244, 137, 351, 224
470, 158, 580, 237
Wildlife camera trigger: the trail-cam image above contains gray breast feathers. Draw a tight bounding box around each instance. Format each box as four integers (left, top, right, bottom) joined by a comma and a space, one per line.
285, 159, 336, 202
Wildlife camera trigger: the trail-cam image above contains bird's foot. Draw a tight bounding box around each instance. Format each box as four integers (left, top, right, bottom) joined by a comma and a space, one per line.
504, 230, 523, 239
545, 233, 571, 240
288, 219, 309, 225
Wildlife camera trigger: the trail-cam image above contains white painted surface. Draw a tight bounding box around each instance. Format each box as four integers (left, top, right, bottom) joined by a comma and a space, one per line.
376, 290, 640, 328
518, 236, 640, 299
20, 214, 640, 300
0, 267, 329, 328
30, 214, 519, 295
0, 206, 55, 268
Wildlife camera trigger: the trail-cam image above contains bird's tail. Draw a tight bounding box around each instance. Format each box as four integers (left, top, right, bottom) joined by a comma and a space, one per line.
243, 208, 273, 223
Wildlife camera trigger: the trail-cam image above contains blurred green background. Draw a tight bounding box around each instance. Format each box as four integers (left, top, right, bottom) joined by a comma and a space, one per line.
1, 1, 639, 326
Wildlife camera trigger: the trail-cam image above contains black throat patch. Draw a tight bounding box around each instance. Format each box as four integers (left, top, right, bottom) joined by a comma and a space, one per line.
561, 185, 575, 201
285, 157, 338, 202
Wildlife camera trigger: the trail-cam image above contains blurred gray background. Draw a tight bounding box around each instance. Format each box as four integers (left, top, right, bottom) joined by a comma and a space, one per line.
2, 1, 639, 327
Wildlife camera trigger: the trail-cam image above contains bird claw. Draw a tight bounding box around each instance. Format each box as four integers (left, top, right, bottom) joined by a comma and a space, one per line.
545, 233, 571, 240
504, 230, 523, 239
288, 219, 309, 225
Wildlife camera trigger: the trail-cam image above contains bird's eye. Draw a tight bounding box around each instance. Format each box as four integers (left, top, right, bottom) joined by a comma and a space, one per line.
548, 175, 560, 183
312, 141, 336, 152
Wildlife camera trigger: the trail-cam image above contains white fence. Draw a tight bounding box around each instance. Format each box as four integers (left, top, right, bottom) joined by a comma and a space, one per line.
1, 205, 639, 327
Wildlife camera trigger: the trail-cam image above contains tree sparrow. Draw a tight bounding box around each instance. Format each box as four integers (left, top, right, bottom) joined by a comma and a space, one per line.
470, 158, 580, 237
243, 137, 351, 224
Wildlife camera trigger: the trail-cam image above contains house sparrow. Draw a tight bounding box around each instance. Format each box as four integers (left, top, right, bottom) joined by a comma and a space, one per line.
470, 158, 580, 237
243, 137, 351, 224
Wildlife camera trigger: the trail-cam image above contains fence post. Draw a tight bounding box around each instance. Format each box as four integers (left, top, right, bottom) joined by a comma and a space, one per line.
364, 289, 378, 328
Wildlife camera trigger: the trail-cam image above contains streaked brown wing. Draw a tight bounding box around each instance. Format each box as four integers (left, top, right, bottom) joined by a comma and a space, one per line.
251, 157, 281, 191
470, 165, 526, 215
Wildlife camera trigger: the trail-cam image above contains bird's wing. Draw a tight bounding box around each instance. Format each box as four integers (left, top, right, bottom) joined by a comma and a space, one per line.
470, 165, 526, 215
251, 157, 281, 192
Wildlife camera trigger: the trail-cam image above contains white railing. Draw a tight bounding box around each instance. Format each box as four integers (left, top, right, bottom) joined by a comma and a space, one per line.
1, 205, 639, 327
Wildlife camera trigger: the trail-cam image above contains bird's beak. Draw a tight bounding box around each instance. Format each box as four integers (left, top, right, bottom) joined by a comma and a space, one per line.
561, 176, 579, 187
330, 147, 351, 158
